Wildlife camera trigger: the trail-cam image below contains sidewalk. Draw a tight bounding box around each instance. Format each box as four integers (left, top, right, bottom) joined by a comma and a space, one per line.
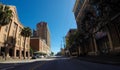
0, 58, 46, 63
76, 55, 120, 65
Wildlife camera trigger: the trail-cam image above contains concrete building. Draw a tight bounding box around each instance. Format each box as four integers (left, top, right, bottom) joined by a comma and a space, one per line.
0, 5, 30, 59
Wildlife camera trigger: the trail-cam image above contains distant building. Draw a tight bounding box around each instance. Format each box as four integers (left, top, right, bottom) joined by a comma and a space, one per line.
66, 29, 77, 38
36, 22, 50, 47
30, 37, 50, 55
0, 5, 30, 59
33, 29, 37, 37
31, 22, 51, 55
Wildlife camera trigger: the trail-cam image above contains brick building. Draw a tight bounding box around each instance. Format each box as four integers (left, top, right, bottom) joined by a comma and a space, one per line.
30, 37, 50, 55
30, 22, 51, 55
36, 22, 50, 47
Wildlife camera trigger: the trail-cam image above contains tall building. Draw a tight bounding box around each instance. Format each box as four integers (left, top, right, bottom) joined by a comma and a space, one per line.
36, 22, 50, 47
73, 0, 90, 31
0, 5, 30, 59
73, 0, 120, 55
30, 22, 51, 55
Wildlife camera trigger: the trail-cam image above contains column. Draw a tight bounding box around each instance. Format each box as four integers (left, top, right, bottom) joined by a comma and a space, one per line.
93, 35, 98, 55
106, 27, 113, 52
19, 47, 22, 59
14, 48, 16, 58
24, 49, 26, 59
28, 50, 30, 59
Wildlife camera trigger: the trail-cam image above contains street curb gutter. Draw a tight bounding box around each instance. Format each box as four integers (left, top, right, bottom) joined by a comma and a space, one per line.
73, 57, 120, 65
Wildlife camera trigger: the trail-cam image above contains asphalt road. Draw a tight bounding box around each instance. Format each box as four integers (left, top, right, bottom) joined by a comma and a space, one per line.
0, 57, 120, 70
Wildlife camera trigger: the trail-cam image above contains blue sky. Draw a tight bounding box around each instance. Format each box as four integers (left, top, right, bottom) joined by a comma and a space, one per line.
2, 0, 77, 54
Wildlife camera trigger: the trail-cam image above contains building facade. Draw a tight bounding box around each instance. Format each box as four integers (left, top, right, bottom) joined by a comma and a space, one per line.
0, 5, 30, 59
30, 37, 50, 55
36, 22, 50, 47
73, 0, 120, 56
30, 22, 51, 55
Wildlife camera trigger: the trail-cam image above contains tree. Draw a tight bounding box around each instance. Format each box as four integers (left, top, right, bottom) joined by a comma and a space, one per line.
51, 52, 54, 56
0, 4, 13, 31
0, 4, 13, 60
21, 27, 32, 59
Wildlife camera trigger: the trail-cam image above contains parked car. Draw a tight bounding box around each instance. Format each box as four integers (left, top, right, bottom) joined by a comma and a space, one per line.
31, 55, 37, 59
37, 55, 44, 58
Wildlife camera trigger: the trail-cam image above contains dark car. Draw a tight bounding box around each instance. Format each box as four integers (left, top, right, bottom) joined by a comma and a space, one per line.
31, 56, 37, 59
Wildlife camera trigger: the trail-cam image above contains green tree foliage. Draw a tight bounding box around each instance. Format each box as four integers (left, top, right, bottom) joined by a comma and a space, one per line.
51, 52, 54, 56
0, 4, 13, 30
21, 27, 32, 37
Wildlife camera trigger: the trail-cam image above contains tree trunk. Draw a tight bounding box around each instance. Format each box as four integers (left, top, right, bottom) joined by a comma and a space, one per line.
24, 37, 26, 59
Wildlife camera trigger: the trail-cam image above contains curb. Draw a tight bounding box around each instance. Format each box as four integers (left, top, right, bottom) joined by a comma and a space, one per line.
0, 58, 47, 64
75, 57, 120, 65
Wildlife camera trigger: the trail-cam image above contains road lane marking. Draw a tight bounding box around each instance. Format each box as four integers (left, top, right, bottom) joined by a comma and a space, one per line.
30, 62, 47, 70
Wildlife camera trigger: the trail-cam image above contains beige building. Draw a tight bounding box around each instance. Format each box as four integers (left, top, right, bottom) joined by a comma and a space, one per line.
0, 5, 30, 59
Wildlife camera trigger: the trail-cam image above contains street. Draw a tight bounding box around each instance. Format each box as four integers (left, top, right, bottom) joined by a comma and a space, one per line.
0, 57, 120, 70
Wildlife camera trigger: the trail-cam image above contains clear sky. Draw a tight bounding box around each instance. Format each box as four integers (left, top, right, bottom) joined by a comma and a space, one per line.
1, 0, 77, 54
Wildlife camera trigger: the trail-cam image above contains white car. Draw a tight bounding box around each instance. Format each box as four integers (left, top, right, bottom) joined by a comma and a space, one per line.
37, 55, 44, 58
